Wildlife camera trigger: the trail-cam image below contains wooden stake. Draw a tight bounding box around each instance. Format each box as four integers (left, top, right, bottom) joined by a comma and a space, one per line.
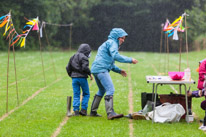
6, 35, 11, 113
179, 33, 182, 72
159, 25, 163, 74
185, 15, 189, 68
69, 23, 73, 51
203, 38, 206, 50
164, 34, 167, 74
167, 34, 169, 72
12, 44, 19, 106
43, 26, 57, 80
38, 31, 46, 87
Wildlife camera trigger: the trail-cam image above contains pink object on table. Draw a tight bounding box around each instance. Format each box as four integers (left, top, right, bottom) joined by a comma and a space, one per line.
168, 72, 184, 80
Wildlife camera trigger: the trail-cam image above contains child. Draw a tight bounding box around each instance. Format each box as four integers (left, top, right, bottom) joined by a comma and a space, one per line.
188, 58, 206, 131
66, 43, 93, 116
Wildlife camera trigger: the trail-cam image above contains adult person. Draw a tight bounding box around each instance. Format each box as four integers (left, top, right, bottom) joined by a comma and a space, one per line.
90, 28, 138, 120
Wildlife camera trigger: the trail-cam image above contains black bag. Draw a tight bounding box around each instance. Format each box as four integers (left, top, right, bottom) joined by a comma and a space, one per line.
141, 92, 161, 109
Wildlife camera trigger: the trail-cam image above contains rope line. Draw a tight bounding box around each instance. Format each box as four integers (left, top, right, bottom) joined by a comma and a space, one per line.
42, 21, 73, 27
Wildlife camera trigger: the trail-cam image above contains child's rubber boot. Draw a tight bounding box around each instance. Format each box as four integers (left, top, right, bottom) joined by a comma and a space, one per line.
72, 110, 79, 116
79, 109, 87, 116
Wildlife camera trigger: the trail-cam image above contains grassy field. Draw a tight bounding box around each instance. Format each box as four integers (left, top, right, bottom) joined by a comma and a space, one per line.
0, 50, 206, 137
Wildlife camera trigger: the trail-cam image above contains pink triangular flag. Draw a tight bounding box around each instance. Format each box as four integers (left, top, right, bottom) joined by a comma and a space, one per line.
163, 19, 169, 31
32, 23, 39, 31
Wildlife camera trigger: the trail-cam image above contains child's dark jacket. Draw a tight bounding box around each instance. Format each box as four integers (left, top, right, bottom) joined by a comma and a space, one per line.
66, 44, 91, 78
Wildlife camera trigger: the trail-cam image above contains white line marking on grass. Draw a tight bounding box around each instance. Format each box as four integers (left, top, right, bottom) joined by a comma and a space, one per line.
0, 77, 64, 122
128, 64, 134, 137
51, 116, 69, 137
169, 85, 178, 94
51, 79, 95, 137
0, 66, 52, 90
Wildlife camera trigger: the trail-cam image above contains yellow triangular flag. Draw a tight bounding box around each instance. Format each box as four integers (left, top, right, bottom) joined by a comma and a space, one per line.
20, 38, 26, 47
26, 21, 34, 25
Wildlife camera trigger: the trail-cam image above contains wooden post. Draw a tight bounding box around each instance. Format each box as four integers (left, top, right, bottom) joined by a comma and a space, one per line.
203, 38, 206, 50
12, 34, 19, 106
69, 23, 73, 51
43, 26, 57, 80
164, 34, 167, 74
38, 31, 46, 87
185, 14, 189, 68
167, 34, 169, 72
159, 24, 164, 74
6, 35, 11, 113
179, 33, 182, 72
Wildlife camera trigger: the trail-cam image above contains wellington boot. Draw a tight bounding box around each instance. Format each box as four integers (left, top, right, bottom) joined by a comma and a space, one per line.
107, 112, 124, 120
105, 95, 124, 120
66, 96, 72, 117
90, 94, 102, 117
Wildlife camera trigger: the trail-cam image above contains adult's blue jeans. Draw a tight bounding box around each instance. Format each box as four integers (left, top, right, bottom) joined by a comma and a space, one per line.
93, 71, 115, 97
72, 78, 90, 111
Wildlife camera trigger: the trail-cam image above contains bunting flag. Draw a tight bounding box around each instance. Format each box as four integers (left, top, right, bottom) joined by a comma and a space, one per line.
0, 12, 39, 48
0, 13, 11, 36
163, 13, 186, 40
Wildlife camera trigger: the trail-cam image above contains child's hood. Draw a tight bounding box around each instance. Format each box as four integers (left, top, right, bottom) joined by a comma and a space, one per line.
77, 44, 91, 57
199, 59, 206, 73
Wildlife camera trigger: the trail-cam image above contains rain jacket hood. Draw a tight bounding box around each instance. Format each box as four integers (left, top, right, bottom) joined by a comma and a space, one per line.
77, 43, 91, 57
91, 28, 132, 74
108, 28, 128, 46
66, 43, 91, 78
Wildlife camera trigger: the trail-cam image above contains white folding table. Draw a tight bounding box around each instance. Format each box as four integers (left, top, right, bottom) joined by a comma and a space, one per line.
146, 76, 195, 123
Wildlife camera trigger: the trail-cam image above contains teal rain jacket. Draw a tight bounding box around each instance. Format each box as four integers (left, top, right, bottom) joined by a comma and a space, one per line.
91, 28, 132, 74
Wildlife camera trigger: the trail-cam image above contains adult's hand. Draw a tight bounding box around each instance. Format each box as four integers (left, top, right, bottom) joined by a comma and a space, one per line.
132, 58, 138, 64
121, 70, 127, 77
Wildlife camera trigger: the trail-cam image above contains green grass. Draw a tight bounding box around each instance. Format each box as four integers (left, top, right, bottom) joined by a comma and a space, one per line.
0, 50, 206, 137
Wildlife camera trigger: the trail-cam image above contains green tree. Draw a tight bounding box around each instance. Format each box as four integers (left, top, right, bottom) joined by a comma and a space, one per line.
86, 0, 193, 52
186, 0, 206, 50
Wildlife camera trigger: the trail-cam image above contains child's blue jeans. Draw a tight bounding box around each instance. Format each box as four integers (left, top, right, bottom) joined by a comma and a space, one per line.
72, 78, 90, 111
93, 71, 115, 97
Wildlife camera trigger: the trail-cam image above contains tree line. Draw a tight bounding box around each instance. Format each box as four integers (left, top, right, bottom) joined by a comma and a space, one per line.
0, 0, 205, 52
